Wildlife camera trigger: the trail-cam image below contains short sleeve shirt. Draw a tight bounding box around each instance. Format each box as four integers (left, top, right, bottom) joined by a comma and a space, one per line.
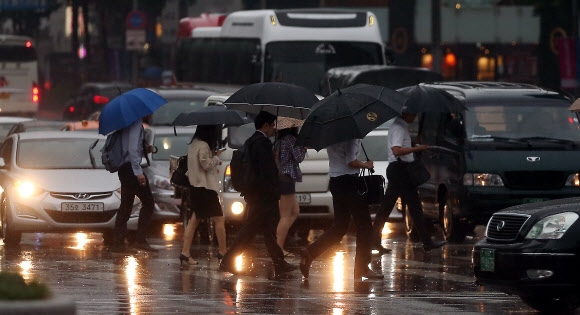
327, 139, 360, 177
388, 116, 414, 162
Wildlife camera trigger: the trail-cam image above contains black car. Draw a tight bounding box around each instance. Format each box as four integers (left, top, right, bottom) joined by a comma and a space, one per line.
473, 197, 580, 312
62, 82, 133, 120
405, 82, 580, 243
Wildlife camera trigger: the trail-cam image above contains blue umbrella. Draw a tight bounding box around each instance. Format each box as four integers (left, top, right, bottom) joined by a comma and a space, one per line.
98, 88, 167, 135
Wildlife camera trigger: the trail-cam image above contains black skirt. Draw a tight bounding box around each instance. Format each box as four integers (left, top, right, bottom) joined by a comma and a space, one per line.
188, 186, 223, 219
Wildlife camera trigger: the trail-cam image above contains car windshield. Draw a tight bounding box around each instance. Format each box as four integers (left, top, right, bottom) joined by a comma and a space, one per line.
228, 124, 257, 149
359, 133, 389, 161
17, 138, 105, 169
150, 98, 207, 126
264, 41, 383, 94
153, 134, 192, 160
466, 100, 580, 142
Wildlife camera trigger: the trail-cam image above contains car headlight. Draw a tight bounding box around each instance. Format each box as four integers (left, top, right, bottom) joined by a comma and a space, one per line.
15, 180, 44, 198
525, 212, 579, 239
153, 175, 172, 190
564, 173, 580, 186
463, 173, 504, 186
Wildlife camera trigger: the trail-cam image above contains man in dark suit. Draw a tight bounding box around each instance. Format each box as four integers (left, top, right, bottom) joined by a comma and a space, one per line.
219, 111, 296, 277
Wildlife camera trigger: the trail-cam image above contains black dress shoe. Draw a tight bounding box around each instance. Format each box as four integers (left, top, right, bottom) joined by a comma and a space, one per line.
354, 268, 384, 280
423, 240, 447, 252
299, 248, 312, 279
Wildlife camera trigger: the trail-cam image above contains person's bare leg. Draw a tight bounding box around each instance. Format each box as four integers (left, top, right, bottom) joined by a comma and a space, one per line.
212, 215, 227, 256
181, 214, 200, 258
277, 194, 300, 255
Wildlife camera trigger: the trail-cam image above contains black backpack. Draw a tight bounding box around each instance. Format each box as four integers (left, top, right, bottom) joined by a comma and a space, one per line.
170, 155, 190, 187
230, 138, 258, 194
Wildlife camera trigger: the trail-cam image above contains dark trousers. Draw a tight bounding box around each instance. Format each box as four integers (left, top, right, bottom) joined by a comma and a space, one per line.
221, 195, 285, 267
115, 162, 155, 245
306, 175, 372, 272
372, 162, 431, 245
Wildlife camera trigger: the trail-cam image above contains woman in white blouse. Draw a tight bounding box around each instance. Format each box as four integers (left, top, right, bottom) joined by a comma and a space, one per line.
179, 125, 226, 265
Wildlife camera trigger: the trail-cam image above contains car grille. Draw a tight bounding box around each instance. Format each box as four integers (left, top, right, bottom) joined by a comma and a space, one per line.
486, 213, 530, 241
503, 171, 566, 190
50, 192, 113, 200
45, 210, 117, 224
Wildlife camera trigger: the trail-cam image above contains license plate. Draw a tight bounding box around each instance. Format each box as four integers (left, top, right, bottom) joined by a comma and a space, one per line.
61, 202, 104, 212
296, 193, 311, 204
480, 248, 495, 272
522, 197, 547, 204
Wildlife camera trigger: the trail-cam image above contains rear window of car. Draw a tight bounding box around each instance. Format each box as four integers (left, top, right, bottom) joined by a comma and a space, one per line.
17, 138, 105, 169
151, 99, 207, 126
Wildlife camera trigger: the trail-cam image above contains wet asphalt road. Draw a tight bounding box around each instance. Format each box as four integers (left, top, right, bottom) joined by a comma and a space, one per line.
0, 222, 559, 314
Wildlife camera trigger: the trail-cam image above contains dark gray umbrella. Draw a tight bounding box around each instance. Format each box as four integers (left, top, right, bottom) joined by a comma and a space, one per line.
397, 85, 466, 113
224, 82, 319, 119
171, 106, 252, 127
297, 84, 408, 151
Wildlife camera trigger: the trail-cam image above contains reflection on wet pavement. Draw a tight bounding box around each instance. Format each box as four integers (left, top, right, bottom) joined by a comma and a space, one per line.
0, 223, 548, 314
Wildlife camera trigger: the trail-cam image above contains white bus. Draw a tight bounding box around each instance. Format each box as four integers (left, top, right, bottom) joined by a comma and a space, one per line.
175, 9, 386, 94
0, 35, 39, 115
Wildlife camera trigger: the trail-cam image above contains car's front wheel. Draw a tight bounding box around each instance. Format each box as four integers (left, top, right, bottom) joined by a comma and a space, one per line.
520, 293, 580, 312
1, 197, 21, 246
441, 198, 468, 243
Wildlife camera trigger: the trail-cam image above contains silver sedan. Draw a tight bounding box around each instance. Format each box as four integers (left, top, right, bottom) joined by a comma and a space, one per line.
0, 131, 139, 246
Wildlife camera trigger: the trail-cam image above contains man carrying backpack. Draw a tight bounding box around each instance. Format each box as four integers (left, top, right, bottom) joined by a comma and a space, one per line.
219, 111, 297, 277
110, 114, 158, 254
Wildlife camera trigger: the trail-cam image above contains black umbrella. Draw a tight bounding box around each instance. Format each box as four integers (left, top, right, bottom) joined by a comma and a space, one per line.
297, 84, 408, 151
170, 106, 253, 135
397, 85, 466, 113
171, 106, 252, 127
224, 82, 319, 119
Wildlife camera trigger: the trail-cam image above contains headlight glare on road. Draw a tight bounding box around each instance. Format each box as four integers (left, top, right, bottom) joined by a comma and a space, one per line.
15, 180, 43, 198
564, 173, 580, 186
525, 212, 578, 239
463, 173, 504, 186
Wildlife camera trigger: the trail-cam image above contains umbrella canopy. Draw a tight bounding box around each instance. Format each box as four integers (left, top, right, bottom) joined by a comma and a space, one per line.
397, 85, 466, 113
171, 106, 252, 127
224, 82, 319, 119
98, 88, 167, 135
297, 84, 408, 151
569, 98, 580, 112
276, 117, 304, 130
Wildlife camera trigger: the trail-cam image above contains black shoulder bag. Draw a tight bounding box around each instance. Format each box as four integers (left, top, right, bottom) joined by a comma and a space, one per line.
356, 144, 385, 205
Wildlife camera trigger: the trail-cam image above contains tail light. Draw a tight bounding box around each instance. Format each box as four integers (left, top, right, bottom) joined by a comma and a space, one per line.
93, 95, 110, 104
32, 82, 39, 103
